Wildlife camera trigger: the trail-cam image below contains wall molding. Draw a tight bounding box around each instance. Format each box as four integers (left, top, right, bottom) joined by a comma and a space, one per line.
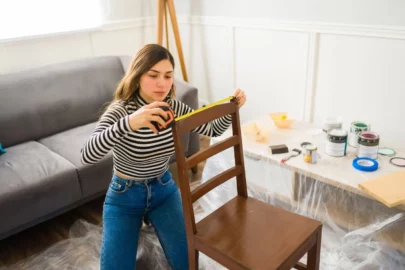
186, 16, 405, 40
303, 32, 319, 122
5, 15, 404, 45
102, 15, 405, 40
0, 28, 99, 45
102, 17, 155, 31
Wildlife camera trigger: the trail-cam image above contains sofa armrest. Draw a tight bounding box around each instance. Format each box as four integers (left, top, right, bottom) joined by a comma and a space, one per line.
119, 55, 132, 73
174, 79, 198, 110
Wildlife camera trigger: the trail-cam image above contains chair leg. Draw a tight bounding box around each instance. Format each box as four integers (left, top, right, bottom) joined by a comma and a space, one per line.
189, 249, 199, 270
307, 229, 322, 270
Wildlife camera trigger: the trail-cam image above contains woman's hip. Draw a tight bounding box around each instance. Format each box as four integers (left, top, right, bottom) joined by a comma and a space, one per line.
104, 169, 177, 208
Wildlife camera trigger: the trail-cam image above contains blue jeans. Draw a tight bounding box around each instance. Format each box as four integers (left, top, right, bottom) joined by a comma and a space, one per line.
100, 170, 189, 270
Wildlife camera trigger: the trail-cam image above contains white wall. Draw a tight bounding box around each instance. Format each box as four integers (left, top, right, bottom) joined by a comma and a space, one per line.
1, 0, 405, 147
234, 28, 309, 122
101, 0, 155, 21
101, 0, 190, 21
185, 0, 405, 27
0, 0, 158, 75
313, 34, 405, 147
179, 0, 405, 148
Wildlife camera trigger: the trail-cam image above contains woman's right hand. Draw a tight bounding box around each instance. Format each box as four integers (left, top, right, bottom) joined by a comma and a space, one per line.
128, 101, 169, 134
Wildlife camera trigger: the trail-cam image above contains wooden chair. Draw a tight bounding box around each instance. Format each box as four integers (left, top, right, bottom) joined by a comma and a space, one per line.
172, 100, 322, 270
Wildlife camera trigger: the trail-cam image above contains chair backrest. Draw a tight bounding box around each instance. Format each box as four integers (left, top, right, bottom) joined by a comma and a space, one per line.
172, 100, 248, 236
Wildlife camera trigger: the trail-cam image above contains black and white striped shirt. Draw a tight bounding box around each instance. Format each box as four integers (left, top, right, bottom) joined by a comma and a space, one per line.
81, 93, 232, 179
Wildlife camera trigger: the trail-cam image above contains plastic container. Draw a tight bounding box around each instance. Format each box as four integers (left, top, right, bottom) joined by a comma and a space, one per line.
269, 112, 287, 121
273, 119, 293, 129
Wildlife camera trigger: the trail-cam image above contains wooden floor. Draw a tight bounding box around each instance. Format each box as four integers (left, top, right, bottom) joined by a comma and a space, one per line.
0, 135, 211, 269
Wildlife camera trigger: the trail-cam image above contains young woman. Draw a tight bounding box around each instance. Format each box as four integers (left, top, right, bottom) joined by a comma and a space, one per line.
81, 44, 246, 270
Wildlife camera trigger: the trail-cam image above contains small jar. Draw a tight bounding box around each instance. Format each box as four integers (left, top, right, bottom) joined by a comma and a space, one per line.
303, 144, 317, 164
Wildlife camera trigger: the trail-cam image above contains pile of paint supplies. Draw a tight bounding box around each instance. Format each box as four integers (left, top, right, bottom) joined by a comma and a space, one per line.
320, 117, 402, 171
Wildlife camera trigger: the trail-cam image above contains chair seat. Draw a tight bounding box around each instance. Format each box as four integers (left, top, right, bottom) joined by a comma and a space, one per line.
195, 196, 322, 269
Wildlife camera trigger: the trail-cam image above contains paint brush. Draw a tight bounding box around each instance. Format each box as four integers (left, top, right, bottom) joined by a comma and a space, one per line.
281, 148, 302, 163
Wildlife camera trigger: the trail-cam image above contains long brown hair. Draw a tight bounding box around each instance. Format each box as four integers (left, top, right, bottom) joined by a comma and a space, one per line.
101, 44, 176, 116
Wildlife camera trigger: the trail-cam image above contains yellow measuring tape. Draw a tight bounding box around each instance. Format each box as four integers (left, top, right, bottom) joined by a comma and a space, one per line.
175, 96, 235, 121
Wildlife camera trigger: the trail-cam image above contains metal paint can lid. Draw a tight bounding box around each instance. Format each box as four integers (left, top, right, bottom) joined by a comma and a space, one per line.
378, 147, 396, 156
304, 144, 317, 151
390, 157, 405, 167
301, 141, 312, 148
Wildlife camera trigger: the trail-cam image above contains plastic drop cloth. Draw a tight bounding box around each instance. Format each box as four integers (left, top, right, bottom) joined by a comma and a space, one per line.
4, 117, 404, 270
4, 206, 223, 270
198, 128, 405, 270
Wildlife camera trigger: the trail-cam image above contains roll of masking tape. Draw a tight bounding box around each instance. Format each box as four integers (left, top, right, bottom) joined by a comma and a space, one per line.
352, 157, 378, 172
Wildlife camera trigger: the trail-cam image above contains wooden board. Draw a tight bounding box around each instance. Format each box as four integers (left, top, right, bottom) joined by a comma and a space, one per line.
359, 170, 405, 208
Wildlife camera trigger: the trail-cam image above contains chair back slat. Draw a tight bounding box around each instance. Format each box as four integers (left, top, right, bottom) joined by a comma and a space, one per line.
176, 102, 236, 136
186, 136, 239, 169
191, 165, 242, 203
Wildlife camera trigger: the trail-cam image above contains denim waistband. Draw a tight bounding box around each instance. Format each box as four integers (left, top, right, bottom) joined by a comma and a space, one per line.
112, 169, 170, 187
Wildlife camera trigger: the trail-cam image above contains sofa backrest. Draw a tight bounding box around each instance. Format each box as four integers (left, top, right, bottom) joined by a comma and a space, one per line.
0, 56, 126, 148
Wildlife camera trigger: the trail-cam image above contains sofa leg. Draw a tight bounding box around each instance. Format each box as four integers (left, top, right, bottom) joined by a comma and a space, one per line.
191, 166, 198, 174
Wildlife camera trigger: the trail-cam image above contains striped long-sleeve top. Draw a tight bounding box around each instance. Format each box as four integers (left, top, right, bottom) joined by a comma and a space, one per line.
80, 92, 232, 179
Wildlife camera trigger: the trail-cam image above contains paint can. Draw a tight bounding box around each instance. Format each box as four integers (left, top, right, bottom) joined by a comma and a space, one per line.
326, 129, 348, 157
303, 144, 317, 164
323, 116, 342, 133
349, 121, 370, 147
357, 131, 380, 159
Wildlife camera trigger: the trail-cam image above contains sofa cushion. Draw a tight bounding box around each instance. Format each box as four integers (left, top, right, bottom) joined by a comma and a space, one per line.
0, 141, 81, 236
0, 56, 125, 148
39, 123, 113, 197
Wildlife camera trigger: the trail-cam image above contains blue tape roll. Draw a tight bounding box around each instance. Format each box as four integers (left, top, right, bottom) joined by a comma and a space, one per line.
352, 157, 378, 172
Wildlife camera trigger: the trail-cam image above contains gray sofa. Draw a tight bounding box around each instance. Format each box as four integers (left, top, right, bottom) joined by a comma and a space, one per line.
0, 56, 200, 240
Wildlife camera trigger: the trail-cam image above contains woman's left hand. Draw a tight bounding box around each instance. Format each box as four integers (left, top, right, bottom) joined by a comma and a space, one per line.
233, 88, 246, 109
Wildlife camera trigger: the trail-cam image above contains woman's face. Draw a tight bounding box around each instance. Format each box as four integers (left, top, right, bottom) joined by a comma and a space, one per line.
139, 59, 174, 103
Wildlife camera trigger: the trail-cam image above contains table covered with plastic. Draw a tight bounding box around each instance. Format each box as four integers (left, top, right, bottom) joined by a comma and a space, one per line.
198, 117, 405, 269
